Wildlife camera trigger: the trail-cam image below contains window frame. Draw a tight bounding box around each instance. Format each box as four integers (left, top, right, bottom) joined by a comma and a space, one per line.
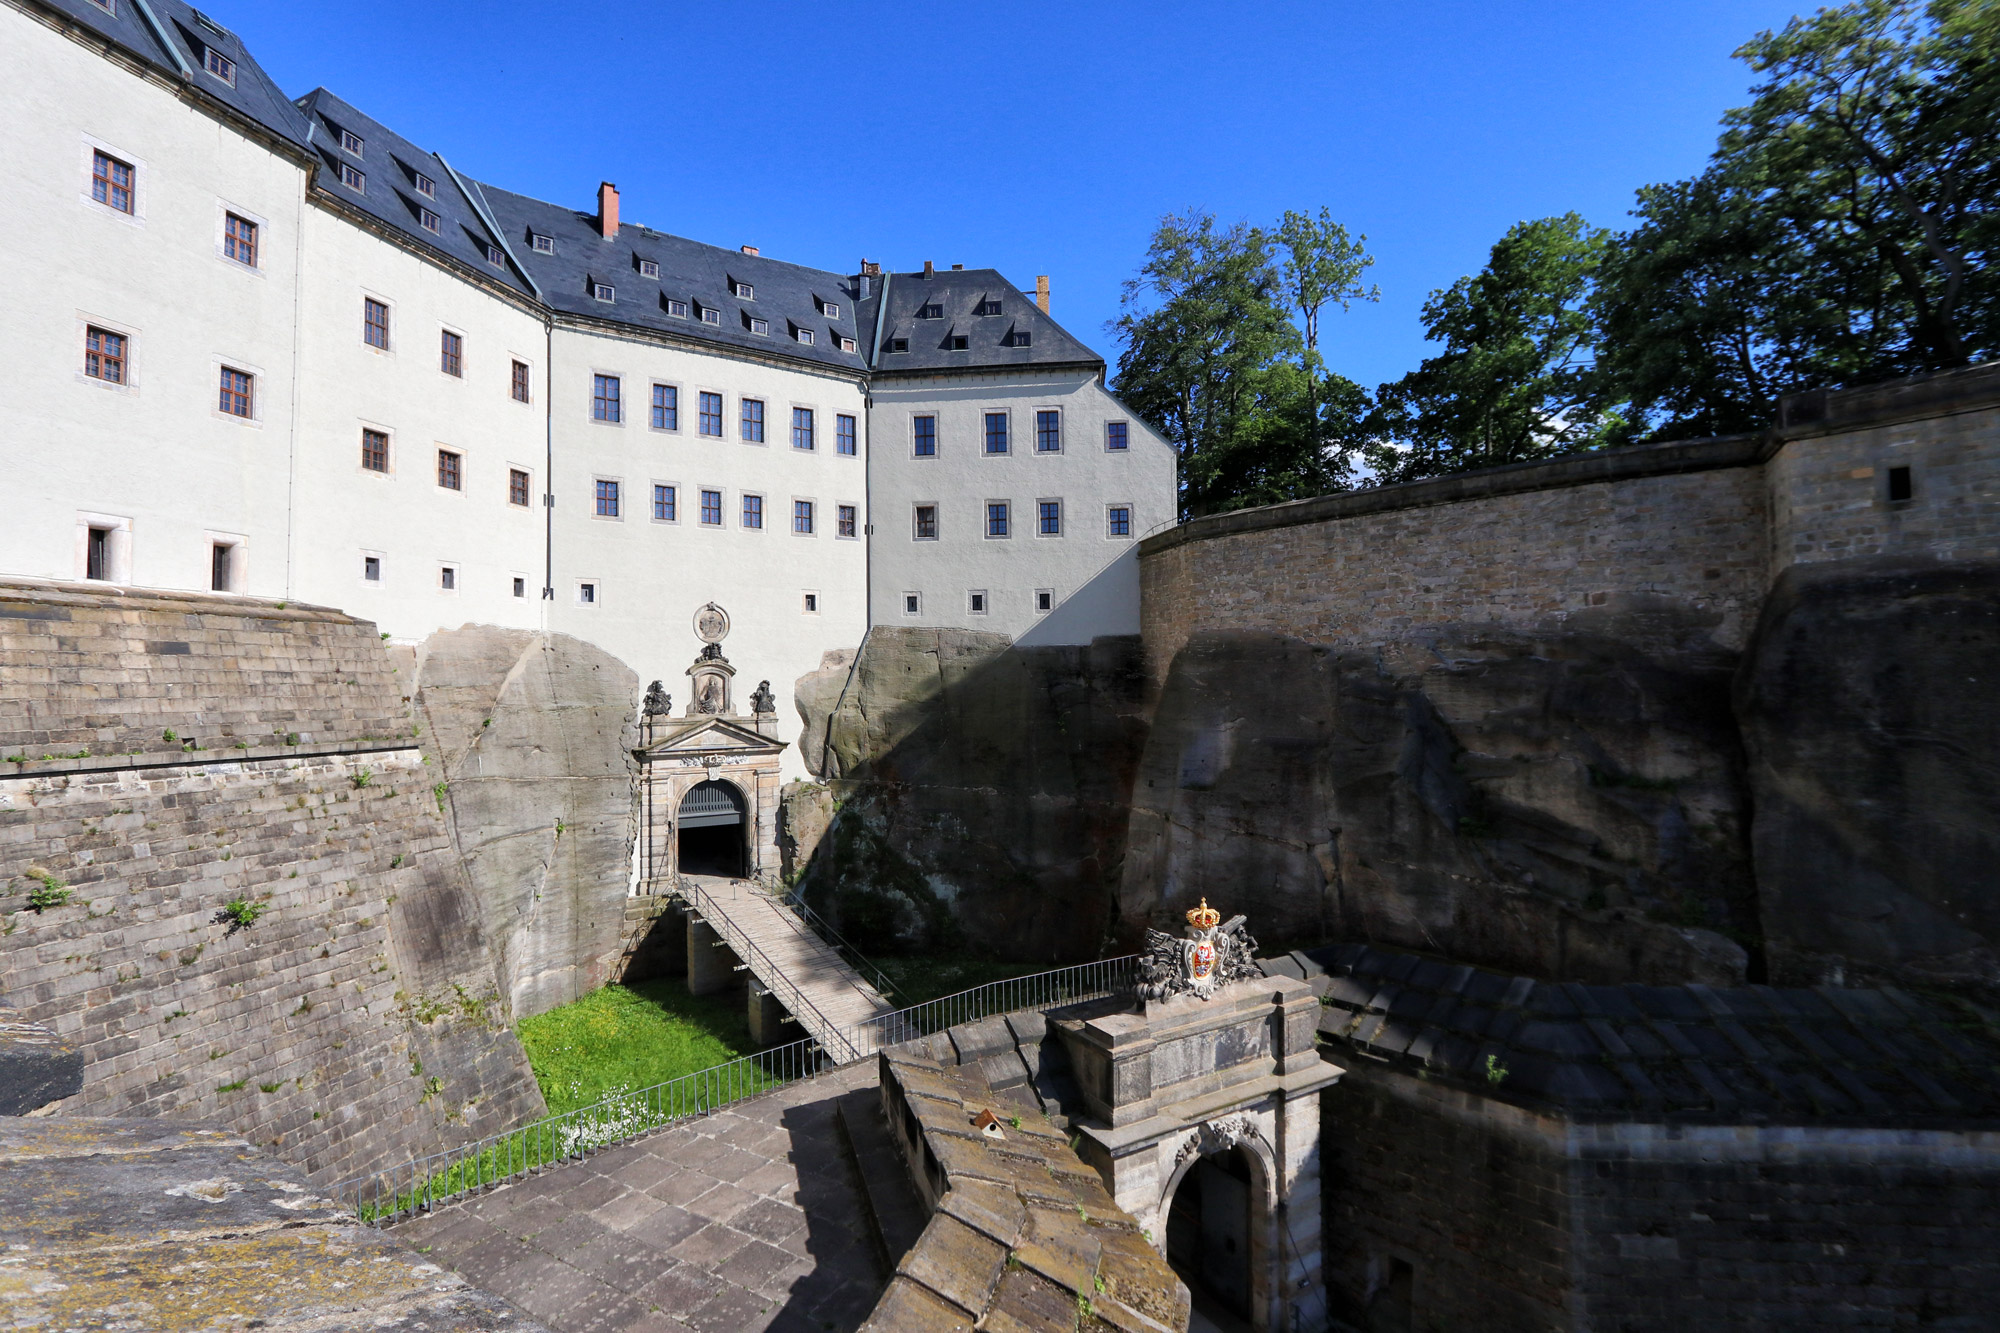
339, 161, 366, 194
508, 467, 532, 507
837, 413, 858, 457
741, 492, 765, 530
1105, 503, 1134, 539
651, 482, 679, 524
985, 500, 1011, 539
913, 503, 939, 541
83, 324, 128, 386
837, 503, 859, 540
699, 487, 724, 527
793, 498, 815, 536
666, 298, 690, 319
216, 364, 255, 421
530, 232, 555, 254
414, 171, 437, 199
902, 592, 922, 616
591, 373, 623, 425
362, 295, 392, 351
637, 258, 660, 279
651, 382, 680, 432
511, 358, 532, 404
419, 206, 442, 234
984, 411, 1010, 456
360, 425, 391, 475
221, 209, 260, 269
791, 405, 815, 451
339, 128, 365, 157
912, 414, 937, 458
1037, 497, 1063, 537
1105, 420, 1130, 452
740, 397, 766, 444
968, 590, 989, 616
698, 391, 725, 438
592, 282, 616, 303
802, 591, 821, 615
1035, 408, 1062, 453
593, 476, 623, 520
439, 328, 464, 378
89, 146, 137, 216
436, 447, 463, 492
438, 563, 459, 594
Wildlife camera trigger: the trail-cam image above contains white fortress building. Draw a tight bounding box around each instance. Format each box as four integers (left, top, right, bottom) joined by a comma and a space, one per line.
2, 0, 1174, 783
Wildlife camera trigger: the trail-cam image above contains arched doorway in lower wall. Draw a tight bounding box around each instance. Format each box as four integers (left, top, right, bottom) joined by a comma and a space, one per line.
1166, 1145, 1255, 1330
676, 779, 747, 877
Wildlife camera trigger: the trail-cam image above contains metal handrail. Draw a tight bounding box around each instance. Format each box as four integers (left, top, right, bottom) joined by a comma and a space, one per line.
778, 887, 900, 999
332, 952, 1138, 1225
676, 875, 860, 1062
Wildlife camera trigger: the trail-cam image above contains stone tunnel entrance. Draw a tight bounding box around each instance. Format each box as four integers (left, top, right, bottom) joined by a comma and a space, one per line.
1167, 1145, 1255, 1327
676, 779, 746, 878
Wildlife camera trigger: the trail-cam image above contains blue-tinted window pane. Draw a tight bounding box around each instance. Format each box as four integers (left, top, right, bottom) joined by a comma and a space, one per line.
914, 416, 936, 457
1106, 421, 1129, 450
984, 413, 1008, 454
837, 414, 857, 456
1036, 410, 1060, 451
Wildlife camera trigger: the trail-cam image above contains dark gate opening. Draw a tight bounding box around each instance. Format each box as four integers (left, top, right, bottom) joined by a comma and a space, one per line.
1167, 1147, 1253, 1326
677, 779, 746, 878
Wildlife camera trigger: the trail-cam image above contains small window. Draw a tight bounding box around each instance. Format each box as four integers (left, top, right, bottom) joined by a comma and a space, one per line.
914, 505, 938, 540
840, 337, 857, 354
437, 449, 462, 490
439, 565, 457, 591
1010, 330, 1033, 348
794, 499, 814, 534
947, 334, 968, 351
92, 150, 134, 214
339, 128, 364, 156
1036, 410, 1061, 452
652, 383, 678, 430
440, 329, 463, 377
419, 207, 441, 233
509, 468, 530, 506
749, 317, 770, 336
513, 577, 526, 598
699, 392, 724, 437
84, 326, 126, 384
986, 501, 1010, 538
837, 414, 857, 456
976, 298, 1002, 317
210, 543, 234, 592
363, 297, 389, 349
414, 172, 436, 198
86, 526, 111, 581
985, 413, 1008, 454
792, 407, 815, 451
838, 504, 857, 538
666, 299, 690, 318
653, 484, 676, 521
796, 327, 814, 345
701, 306, 722, 326
1887, 465, 1914, 503
638, 258, 660, 278
969, 591, 988, 615
700, 489, 723, 526
822, 300, 842, 319
918, 303, 943, 319
224, 212, 258, 267
913, 415, 937, 457
486, 243, 505, 267
1036, 589, 1053, 613
531, 233, 554, 254
888, 337, 909, 353
1038, 499, 1062, 535
340, 162, 365, 193
903, 593, 921, 616
742, 494, 764, 529
803, 592, 819, 614
363, 555, 381, 581
595, 479, 620, 517
218, 366, 253, 418
593, 282, 615, 303
741, 398, 765, 443
733, 281, 754, 299
592, 374, 621, 423
1106, 421, 1129, 451
578, 581, 597, 605
1107, 505, 1132, 538
361, 428, 388, 472
511, 359, 531, 403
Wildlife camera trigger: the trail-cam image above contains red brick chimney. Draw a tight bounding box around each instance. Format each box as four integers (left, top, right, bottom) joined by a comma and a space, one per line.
741, 245, 759, 256
597, 182, 618, 240
1035, 275, 1050, 313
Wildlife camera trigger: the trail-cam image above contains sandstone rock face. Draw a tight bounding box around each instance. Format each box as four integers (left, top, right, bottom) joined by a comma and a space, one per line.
791, 628, 1149, 962
1738, 559, 2000, 996
1119, 628, 1752, 985
411, 627, 640, 1019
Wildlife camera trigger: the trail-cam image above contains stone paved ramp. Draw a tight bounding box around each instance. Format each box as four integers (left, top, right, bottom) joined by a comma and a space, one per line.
395, 1063, 884, 1333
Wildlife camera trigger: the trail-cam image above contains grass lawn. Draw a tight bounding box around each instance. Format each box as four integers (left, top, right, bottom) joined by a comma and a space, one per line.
515, 979, 759, 1116
873, 956, 1053, 1009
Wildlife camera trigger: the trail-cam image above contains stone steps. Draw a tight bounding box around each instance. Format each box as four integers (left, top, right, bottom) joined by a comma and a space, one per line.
834, 1086, 927, 1272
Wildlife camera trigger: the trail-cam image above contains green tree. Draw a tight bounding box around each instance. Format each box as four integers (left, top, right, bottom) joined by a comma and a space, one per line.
1368, 214, 1611, 484
1274, 208, 1380, 457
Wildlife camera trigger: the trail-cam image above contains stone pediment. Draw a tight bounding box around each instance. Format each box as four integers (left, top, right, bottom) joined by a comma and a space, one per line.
642, 716, 782, 759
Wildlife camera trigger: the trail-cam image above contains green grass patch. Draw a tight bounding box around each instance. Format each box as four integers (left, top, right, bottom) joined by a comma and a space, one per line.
873, 956, 1052, 1009
516, 979, 761, 1116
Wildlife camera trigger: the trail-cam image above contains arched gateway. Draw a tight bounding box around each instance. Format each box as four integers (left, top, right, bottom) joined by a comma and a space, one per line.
675, 779, 747, 877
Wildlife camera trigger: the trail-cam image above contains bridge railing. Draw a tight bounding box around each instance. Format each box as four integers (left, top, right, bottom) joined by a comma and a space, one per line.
333, 951, 1138, 1225
676, 875, 861, 1062
778, 888, 901, 1001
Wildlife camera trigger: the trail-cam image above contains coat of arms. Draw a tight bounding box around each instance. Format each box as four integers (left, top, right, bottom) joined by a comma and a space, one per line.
1138, 898, 1261, 1000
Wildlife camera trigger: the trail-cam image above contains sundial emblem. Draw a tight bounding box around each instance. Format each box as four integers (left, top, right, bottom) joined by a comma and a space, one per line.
693, 602, 730, 645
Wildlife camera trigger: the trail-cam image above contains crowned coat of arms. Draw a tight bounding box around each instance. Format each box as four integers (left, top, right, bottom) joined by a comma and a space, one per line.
1138, 898, 1261, 1000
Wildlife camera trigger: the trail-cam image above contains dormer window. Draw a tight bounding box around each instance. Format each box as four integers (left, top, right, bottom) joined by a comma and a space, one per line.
340, 162, 365, 193
840, 336, 857, 354
593, 282, 615, 303
819, 299, 842, 319
947, 333, 969, 351
419, 207, 441, 233
748, 316, 770, 336
530, 233, 554, 254
637, 258, 659, 279
339, 128, 364, 156
1010, 329, 1034, 347
414, 172, 436, 198
732, 280, 754, 300
977, 298, 1002, 316
796, 327, 814, 346
701, 307, 721, 326
203, 47, 235, 85
888, 337, 909, 353
918, 302, 943, 320
485, 243, 505, 267
665, 298, 689, 318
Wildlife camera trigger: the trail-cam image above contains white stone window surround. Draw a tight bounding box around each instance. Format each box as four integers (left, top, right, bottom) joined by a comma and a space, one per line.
79, 133, 147, 228
508, 353, 537, 405
790, 496, 817, 537
649, 478, 681, 524
210, 353, 266, 427
912, 501, 940, 541
1035, 496, 1064, 538
506, 461, 537, 507
359, 287, 397, 356
574, 578, 602, 607
591, 474, 625, 521
75, 510, 133, 584
357, 419, 396, 478
984, 498, 1012, 539
739, 396, 768, 446
835, 500, 862, 541
902, 591, 922, 616
968, 589, 989, 615
910, 411, 939, 459
203, 528, 246, 593
212, 198, 269, 276
438, 323, 469, 379
359, 548, 386, 586
649, 381, 682, 433
694, 385, 728, 437
801, 589, 821, 615
789, 401, 819, 451
434, 443, 468, 495
74, 310, 141, 393
697, 484, 725, 526
436, 561, 460, 595
1034, 587, 1055, 614
510, 572, 530, 598
1105, 501, 1136, 539
589, 369, 625, 426
1033, 405, 1064, 453
982, 407, 1012, 456
1104, 419, 1132, 452
739, 490, 766, 531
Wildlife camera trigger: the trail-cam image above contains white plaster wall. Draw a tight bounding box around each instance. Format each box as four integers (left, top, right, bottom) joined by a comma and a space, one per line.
545, 326, 870, 784
0, 7, 304, 596
866, 371, 1176, 641
290, 205, 547, 636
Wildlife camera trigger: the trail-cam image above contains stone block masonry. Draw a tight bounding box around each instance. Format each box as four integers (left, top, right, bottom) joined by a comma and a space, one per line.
0, 580, 544, 1187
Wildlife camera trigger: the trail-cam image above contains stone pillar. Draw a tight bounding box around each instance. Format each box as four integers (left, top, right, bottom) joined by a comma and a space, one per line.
686, 915, 740, 996
747, 986, 792, 1048
1274, 1087, 1324, 1333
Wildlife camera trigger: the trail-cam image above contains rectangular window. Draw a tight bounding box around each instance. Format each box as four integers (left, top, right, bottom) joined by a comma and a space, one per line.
513, 577, 526, 598
803, 592, 819, 614
439, 566, 456, 591
1888, 465, 1914, 503
579, 582, 596, 604
363, 297, 389, 349
361, 428, 388, 472
638, 258, 659, 278
748, 317, 769, 336
511, 359, 530, 403
837, 413, 857, 456
84, 326, 125, 383
440, 329, 463, 377
986, 501, 1010, 538
531, 233, 554, 253
903, 593, 920, 615
741, 398, 765, 443
700, 489, 723, 525
985, 413, 1008, 454
340, 162, 365, 193
419, 207, 441, 233
218, 366, 252, 418
437, 449, 462, 490
1036, 410, 1061, 452
888, 337, 909, 353
486, 244, 505, 267
1010, 330, 1034, 348
509, 468, 530, 506
792, 407, 815, 451
86, 526, 111, 581
918, 302, 943, 319
415, 172, 436, 198
666, 299, 689, 318
1106, 421, 1129, 451
794, 500, 815, 534
653, 484, 676, 521
977, 298, 1002, 316
913, 415, 936, 457
1107, 505, 1132, 537
822, 300, 841, 319
840, 336, 857, 354
224, 212, 258, 267
742, 494, 763, 529
92, 150, 134, 213
595, 479, 620, 517
796, 327, 814, 345
593, 283, 615, 302
1036, 589, 1053, 613
364, 555, 381, 581
210, 543, 233, 592
948, 334, 968, 351
969, 591, 987, 615
733, 281, 754, 299
593, 374, 621, 423
204, 47, 235, 83
699, 392, 723, 436
702, 307, 722, 326
914, 505, 938, 540
339, 128, 364, 156
1038, 499, 1062, 535
838, 503, 857, 538
652, 383, 678, 430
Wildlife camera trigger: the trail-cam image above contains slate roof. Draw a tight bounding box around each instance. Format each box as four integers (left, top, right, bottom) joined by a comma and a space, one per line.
857, 268, 1103, 374
1281, 942, 2000, 1126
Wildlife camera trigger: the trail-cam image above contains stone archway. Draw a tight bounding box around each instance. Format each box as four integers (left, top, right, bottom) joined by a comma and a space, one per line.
677, 778, 747, 877
1166, 1143, 1258, 1326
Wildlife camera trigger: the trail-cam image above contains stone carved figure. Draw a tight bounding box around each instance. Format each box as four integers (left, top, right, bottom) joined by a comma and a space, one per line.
693, 602, 730, 645
1174, 1114, 1261, 1167
696, 674, 725, 714
1138, 898, 1262, 1001
751, 680, 775, 715
643, 681, 671, 716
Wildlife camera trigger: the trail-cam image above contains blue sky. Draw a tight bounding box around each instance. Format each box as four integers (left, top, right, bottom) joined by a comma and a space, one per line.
223, 0, 1807, 393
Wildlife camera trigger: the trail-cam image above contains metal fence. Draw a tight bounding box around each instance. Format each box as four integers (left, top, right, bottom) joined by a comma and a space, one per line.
676, 876, 859, 1061
334, 952, 1137, 1225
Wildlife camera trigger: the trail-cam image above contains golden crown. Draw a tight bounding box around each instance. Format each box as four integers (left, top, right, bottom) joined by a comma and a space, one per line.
1186, 898, 1221, 930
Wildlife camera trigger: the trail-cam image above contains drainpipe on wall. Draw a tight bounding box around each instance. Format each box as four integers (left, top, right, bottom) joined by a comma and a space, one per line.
543, 313, 554, 614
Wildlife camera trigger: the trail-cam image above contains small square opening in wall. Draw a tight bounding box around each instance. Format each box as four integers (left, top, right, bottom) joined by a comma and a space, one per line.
363, 555, 381, 582
439, 565, 457, 592
968, 591, 988, 615
577, 581, 598, 606
803, 592, 820, 614
1036, 589, 1054, 614
512, 576, 526, 598
1887, 465, 1914, 503
903, 592, 921, 616
210, 542, 235, 592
